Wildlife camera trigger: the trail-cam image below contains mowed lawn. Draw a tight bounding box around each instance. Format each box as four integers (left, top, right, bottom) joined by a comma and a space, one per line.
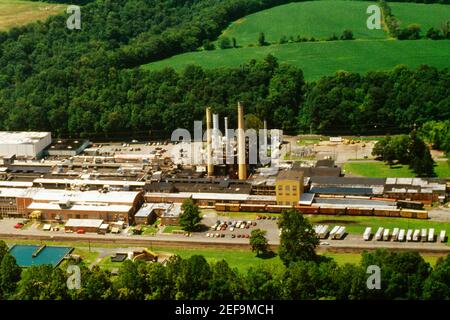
150, 247, 444, 271
0, 0, 64, 31
144, 39, 450, 81
343, 161, 450, 178
219, 0, 387, 45
391, 2, 450, 31
306, 215, 450, 237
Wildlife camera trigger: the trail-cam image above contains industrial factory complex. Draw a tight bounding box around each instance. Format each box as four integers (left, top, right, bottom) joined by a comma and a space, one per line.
0, 104, 448, 238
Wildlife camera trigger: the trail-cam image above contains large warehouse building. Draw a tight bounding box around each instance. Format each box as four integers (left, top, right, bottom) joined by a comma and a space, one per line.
0, 131, 52, 159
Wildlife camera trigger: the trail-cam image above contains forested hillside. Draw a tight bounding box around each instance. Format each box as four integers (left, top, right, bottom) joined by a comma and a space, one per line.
0, 0, 448, 138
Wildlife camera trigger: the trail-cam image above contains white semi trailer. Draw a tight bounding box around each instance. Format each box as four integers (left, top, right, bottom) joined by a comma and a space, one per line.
439, 230, 446, 243
392, 228, 399, 241
363, 227, 372, 241
428, 228, 435, 242
413, 229, 420, 242
406, 229, 413, 241
334, 226, 346, 240
421, 229, 427, 242
329, 226, 340, 239
398, 229, 405, 242
319, 225, 329, 239
375, 227, 384, 241
383, 229, 390, 241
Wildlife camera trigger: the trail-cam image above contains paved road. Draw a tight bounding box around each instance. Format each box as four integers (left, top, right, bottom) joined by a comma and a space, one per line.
428, 208, 450, 222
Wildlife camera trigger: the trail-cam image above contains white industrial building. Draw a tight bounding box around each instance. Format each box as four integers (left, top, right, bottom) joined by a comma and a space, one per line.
0, 131, 51, 158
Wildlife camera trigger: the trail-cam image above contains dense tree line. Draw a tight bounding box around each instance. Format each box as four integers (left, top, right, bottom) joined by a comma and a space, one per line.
372, 131, 435, 176
0, 0, 449, 138
0, 0, 303, 137
0, 239, 449, 300
30, 0, 97, 5
380, 0, 450, 40
300, 65, 449, 135
420, 120, 450, 159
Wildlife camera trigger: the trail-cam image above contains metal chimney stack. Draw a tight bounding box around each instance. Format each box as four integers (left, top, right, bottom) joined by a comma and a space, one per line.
206, 107, 214, 176
263, 119, 268, 150
212, 113, 219, 151
224, 117, 229, 140
237, 102, 247, 180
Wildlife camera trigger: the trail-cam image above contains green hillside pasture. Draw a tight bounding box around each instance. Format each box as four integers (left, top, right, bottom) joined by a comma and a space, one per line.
144, 40, 450, 81
391, 3, 450, 31
0, 0, 64, 31
343, 161, 450, 178
220, 1, 387, 45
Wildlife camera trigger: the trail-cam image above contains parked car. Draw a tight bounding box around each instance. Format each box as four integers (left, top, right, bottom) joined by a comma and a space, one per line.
14, 223, 24, 229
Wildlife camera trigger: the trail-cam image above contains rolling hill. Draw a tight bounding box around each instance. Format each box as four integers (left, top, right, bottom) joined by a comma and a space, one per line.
218, 0, 388, 44
143, 0, 450, 80
0, 0, 64, 31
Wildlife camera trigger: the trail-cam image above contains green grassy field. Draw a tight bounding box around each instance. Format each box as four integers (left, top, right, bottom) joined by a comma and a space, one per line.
147, 246, 443, 270
391, 2, 450, 31
3, 239, 445, 271
343, 161, 450, 178
144, 39, 450, 81
219, 1, 387, 45
307, 215, 450, 236
0, 0, 64, 31
162, 225, 184, 233
144, 1, 450, 80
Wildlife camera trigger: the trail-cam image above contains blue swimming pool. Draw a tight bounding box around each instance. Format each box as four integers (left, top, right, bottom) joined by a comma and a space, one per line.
9, 245, 74, 267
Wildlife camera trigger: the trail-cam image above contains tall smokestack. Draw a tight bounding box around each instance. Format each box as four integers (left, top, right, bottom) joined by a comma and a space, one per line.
212, 113, 219, 151
224, 117, 228, 140
263, 119, 268, 150
237, 102, 247, 180
206, 107, 214, 176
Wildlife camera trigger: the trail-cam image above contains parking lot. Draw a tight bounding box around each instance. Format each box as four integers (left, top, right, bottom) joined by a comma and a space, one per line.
203, 215, 280, 240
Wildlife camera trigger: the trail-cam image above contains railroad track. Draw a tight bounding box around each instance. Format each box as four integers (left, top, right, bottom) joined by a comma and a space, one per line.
1, 233, 449, 255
